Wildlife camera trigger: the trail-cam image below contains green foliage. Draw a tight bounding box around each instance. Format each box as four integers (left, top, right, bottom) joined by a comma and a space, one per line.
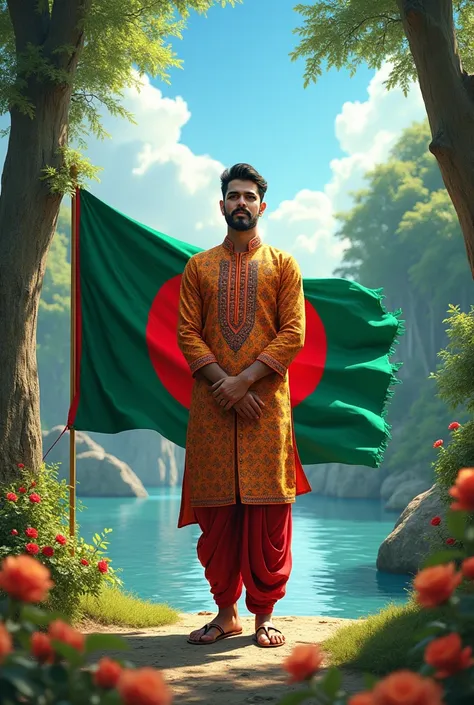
0, 464, 122, 620
79, 586, 179, 628
0, 1, 240, 138
291, 1, 474, 94
434, 423, 474, 501
331, 119, 472, 477
434, 306, 474, 414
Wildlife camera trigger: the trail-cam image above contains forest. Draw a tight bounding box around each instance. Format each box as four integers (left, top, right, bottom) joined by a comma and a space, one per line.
37, 120, 474, 482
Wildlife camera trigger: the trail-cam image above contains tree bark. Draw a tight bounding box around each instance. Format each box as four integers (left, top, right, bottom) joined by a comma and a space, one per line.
397, 0, 474, 276
0, 0, 88, 482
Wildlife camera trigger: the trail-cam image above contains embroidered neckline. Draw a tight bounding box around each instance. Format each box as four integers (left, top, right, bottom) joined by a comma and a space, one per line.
223, 234, 262, 253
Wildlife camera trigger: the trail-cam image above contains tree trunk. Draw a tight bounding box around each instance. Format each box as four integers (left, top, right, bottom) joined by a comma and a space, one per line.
0, 92, 70, 481
397, 0, 474, 277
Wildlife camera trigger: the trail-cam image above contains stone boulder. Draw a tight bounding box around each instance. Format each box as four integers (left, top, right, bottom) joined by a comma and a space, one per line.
376, 485, 446, 574
42, 427, 148, 497
384, 479, 432, 511
304, 464, 382, 499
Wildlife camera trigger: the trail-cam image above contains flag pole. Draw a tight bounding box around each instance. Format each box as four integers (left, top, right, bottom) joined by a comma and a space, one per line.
69, 168, 78, 542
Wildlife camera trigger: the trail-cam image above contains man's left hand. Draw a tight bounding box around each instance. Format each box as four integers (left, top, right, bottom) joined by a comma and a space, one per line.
211, 375, 250, 408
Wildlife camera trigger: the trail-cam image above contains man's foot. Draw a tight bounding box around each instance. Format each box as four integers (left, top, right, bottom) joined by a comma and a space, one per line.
254, 614, 285, 648
188, 606, 242, 645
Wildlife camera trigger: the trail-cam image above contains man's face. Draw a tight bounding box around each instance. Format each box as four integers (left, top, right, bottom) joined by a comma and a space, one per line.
220, 179, 266, 231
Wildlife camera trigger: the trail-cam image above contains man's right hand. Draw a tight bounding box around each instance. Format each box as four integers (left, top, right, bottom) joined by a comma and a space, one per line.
233, 391, 265, 420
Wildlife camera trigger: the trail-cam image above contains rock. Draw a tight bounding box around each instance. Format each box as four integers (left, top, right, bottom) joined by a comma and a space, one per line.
304, 464, 382, 499
376, 485, 446, 574
42, 427, 148, 497
90, 430, 185, 487
380, 470, 423, 501
384, 479, 431, 511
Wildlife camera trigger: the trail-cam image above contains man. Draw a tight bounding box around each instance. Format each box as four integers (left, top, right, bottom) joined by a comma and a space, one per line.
177, 163, 311, 648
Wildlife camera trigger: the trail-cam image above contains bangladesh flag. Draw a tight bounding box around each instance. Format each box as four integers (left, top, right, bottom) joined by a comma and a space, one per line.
68, 189, 403, 467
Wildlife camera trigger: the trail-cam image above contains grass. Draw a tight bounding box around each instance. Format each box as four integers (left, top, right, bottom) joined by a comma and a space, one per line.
77, 585, 180, 629
322, 600, 447, 675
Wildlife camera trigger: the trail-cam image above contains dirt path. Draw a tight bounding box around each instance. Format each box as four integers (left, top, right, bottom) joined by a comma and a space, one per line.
82, 613, 366, 703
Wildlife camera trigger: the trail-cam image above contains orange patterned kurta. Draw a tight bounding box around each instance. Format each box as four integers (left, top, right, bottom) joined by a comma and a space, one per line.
177, 234, 310, 519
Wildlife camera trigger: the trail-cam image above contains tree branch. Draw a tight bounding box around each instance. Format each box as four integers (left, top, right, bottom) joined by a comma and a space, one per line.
6, 0, 50, 55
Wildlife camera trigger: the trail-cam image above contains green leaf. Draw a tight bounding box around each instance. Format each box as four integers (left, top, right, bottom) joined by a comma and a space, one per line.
278, 692, 315, 705
85, 633, 129, 654
100, 690, 122, 705
319, 666, 342, 698
21, 605, 56, 626
423, 549, 465, 567
447, 510, 468, 541
45, 663, 69, 685
50, 639, 84, 667
1, 667, 37, 697
363, 673, 379, 689
414, 621, 448, 641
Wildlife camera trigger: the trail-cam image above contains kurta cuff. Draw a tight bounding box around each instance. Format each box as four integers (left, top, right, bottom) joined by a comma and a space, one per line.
189, 353, 218, 376
256, 352, 287, 378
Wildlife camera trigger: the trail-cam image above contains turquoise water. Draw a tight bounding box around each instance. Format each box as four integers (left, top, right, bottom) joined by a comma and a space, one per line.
79, 488, 411, 619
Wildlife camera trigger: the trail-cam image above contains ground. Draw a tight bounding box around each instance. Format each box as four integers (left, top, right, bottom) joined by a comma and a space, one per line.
82, 613, 366, 703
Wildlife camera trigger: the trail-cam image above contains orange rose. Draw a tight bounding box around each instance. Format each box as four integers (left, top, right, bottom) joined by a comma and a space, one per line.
413, 562, 462, 608
118, 668, 172, 705
0, 622, 12, 663
449, 467, 474, 511
94, 657, 123, 689
282, 644, 324, 683
0, 555, 54, 603
462, 556, 474, 580
424, 632, 473, 678
30, 632, 55, 664
349, 693, 374, 705
371, 670, 444, 705
48, 620, 85, 652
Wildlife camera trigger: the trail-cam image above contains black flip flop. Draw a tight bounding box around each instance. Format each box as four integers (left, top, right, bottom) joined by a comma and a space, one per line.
187, 623, 243, 645
253, 625, 285, 648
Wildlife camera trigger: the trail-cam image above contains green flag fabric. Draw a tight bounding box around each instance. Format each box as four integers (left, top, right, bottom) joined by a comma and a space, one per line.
68, 189, 403, 467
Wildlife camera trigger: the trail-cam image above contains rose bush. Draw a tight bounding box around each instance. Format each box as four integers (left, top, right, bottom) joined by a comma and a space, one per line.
0, 555, 171, 705
278, 465, 474, 705
0, 463, 122, 619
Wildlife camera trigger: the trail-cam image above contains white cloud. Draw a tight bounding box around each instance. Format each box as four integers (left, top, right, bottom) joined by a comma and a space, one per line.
0, 65, 427, 277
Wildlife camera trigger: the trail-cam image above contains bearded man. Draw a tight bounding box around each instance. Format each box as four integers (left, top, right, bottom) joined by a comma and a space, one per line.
177, 163, 311, 648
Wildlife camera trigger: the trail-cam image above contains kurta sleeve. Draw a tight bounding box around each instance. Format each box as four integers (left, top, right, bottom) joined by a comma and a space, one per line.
256, 255, 305, 377
178, 257, 218, 376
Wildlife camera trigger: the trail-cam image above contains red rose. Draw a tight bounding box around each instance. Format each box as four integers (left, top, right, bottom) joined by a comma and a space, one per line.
446, 538, 456, 546
80, 558, 89, 566
448, 422, 461, 431
26, 543, 39, 555
18, 487, 27, 494
29, 493, 41, 504
30, 481, 36, 488
10, 529, 18, 536
41, 546, 54, 558
6, 493, 18, 502
17, 463, 25, 469
55, 534, 67, 546
25, 528, 38, 539
433, 439, 444, 448
430, 516, 441, 526
98, 560, 108, 574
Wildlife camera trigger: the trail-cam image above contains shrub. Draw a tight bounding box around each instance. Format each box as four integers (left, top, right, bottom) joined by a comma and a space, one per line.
0, 463, 122, 619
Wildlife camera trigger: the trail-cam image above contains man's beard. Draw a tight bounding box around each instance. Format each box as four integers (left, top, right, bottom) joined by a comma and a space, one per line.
224, 207, 259, 231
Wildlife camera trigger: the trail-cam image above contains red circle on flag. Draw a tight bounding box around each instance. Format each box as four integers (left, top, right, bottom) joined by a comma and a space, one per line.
146, 274, 327, 410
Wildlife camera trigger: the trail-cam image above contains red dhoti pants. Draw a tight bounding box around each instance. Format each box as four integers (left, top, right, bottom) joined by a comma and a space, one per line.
194, 503, 292, 615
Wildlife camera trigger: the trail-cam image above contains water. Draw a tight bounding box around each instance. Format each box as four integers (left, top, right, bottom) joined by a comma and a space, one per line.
78, 488, 411, 619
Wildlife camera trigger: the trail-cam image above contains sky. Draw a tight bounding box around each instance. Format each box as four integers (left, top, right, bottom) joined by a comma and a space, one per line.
0, 0, 427, 278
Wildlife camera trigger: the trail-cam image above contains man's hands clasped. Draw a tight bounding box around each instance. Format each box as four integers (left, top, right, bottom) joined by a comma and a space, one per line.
211, 376, 265, 420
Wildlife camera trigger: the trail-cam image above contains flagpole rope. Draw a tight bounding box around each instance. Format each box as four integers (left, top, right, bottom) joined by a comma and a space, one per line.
42, 424, 69, 461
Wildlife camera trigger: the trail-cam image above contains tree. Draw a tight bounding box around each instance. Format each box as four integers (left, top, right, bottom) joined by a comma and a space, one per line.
0, 1, 238, 480
333, 120, 473, 477
291, 1, 474, 276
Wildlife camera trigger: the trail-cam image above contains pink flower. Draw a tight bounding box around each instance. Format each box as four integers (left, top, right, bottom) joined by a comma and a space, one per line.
10, 529, 18, 536
98, 560, 108, 574
25, 543, 39, 555
433, 439, 444, 448
29, 493, 41, 504
17, 463, 25, 469
55, 534, 67, 546
80, 558, 89, 566
6, 493, 18, 502
25, 528, 38, 539
18, 487, 27, 494
41, 547, 54, 558
448, 422, 461, 431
